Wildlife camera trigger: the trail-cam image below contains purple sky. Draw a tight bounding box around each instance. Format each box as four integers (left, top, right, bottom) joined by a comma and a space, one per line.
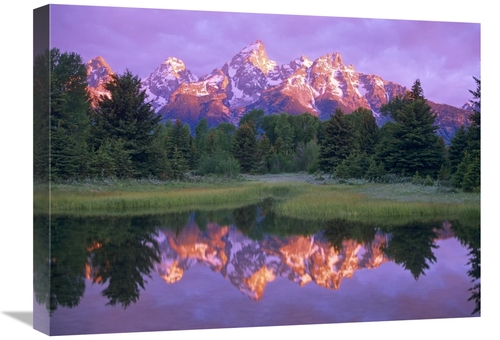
50, 4, 480, 108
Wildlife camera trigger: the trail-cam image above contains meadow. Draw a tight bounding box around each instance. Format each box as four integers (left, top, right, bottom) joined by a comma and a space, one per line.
34, 174, 480, 222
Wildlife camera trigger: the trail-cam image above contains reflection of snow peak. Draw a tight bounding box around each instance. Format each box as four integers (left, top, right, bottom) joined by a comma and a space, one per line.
152, 224, 390, 300
243, 265, 276, 301
158, 260, 184, 284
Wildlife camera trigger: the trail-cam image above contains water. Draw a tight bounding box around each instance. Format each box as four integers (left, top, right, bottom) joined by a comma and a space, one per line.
33, 203, 480, 335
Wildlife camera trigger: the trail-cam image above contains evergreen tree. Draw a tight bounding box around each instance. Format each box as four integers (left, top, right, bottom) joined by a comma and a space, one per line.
256, 134, 274, 174
468, 76, 481, 130
345, 107, 380, 155
169, 146, 189, 180
48, 48, 92, 180
448, 77, 480, 191
92, 70, 161, 178
187, 135, 199, 171
409, 78, 425, 100
376, 80, 445, 178
451, 150, 471, 188
92, 138, 134, 178
194, 118, 209, 152
437, 164, 451, 182
451, 151, 480, 192
232, 121, 258, 173
448, 126, 469, 173
204, 130, 218, 155
335, 152, 371, 179
274, 113, 294, 156
318, 108, 354, 174
165, 119, 191, 179
149, 123, 171, 180
466, 77, 480, 161
33, 49, 50, 181
365, 158, 387, 182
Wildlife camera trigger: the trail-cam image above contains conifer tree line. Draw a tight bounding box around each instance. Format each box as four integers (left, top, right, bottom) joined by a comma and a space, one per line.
33, 49, 480, 192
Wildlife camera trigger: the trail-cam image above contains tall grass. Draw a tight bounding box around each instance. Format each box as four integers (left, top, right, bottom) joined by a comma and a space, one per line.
275, 183, 480, 222
35, 178, 480, 222
36, 181, 306, 214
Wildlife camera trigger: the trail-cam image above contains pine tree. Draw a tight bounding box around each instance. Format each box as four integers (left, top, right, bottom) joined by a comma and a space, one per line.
462, 156, 480, 192
232, 121, 258, 173
448, 126, 469, 173
205, 131, 218, 155
48, 48, 92, 180
274, 113, 294, 156
448, 76, 480, 191
319, 108, 354, 174
92, 138, 133, 178
165, 119, 191, 179
409, 78, 425, 100
468, 77, 481, 129
466, 77, 480, 160
194, 118, 209, 151
92, 69, 161, 178
149, 124, 170, 180
34, 49, 50, 181
376, 80, 445, 178
169, 146, 189, 180
256, 134, 273, 174
345, 107, 380, 155
365, 158, 387, 182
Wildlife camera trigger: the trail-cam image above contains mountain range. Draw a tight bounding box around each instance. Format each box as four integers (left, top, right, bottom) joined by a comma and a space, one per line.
86, 40, 473, 144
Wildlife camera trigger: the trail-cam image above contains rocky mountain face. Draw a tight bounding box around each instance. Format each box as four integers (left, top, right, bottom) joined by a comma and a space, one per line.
86, 40, 472, 143
141, 57, 199, 112
85, 56, 114, 106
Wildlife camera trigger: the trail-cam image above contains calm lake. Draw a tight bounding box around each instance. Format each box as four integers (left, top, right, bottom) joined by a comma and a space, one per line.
33, 200, 480, 336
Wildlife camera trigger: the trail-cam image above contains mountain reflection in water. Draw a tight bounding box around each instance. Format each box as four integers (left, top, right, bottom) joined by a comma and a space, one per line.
33, 203, 480, 335
155, 223, 389, 300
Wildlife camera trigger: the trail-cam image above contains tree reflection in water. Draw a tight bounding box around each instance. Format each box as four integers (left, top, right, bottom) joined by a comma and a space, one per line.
34, 214, 161, 313
451, 219, 481, 315
34, 201, 480, 316
380, 221, 442, 280
86, 216, 161, 308
34, 215, 87, 315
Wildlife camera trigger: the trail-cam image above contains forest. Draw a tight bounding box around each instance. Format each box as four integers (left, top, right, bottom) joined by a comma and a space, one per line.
33, 48, 481, 192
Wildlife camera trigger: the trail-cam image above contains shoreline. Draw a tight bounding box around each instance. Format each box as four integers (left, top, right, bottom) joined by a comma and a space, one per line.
34, 175, 480, 222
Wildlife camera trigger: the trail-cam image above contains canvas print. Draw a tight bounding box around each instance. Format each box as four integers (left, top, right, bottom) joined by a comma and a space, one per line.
33, 4, 481, 336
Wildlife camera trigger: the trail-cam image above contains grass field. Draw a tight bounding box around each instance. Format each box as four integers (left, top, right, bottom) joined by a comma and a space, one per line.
34, 174, 480, 221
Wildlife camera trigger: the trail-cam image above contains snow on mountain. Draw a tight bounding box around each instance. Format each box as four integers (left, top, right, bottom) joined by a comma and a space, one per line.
226, 40, 282, 109
140, 57, 198, 111
86, 56, 114, 106
88, 40, 471, 142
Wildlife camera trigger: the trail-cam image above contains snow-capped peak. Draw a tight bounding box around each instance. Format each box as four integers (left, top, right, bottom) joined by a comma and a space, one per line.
159, 57, 189, 78
241, 39, 265, 54
232, 40, 277, 75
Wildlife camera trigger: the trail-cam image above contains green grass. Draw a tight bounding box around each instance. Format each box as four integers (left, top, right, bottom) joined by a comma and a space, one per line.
275, 182, 480, 222
35, 177, 480, 222
34, 178, 306, 215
